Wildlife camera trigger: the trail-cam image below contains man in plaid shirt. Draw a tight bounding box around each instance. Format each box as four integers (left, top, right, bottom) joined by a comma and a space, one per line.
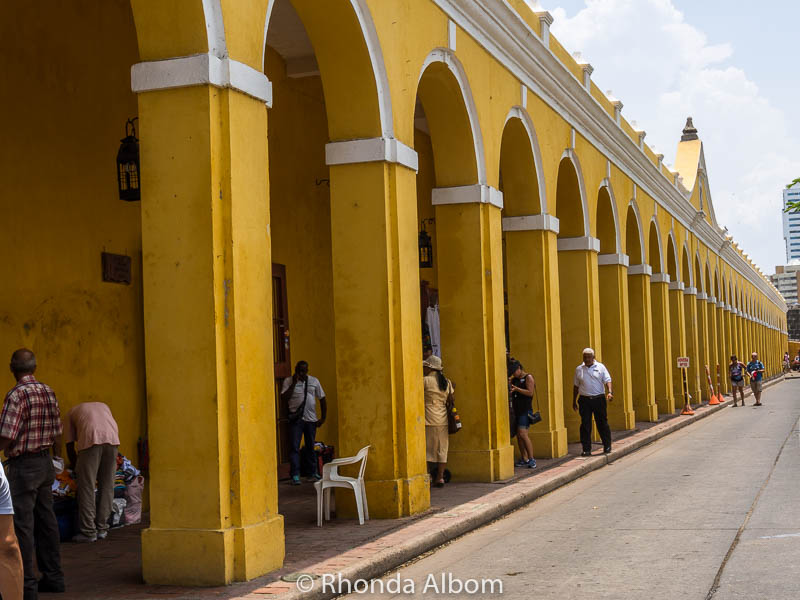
0, 348, 65, 599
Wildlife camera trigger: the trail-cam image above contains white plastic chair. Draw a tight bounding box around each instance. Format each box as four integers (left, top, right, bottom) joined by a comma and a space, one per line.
315, 445, 370, 526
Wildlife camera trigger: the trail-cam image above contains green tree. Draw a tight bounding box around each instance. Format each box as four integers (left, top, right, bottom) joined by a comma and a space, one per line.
785, 178, 800, 213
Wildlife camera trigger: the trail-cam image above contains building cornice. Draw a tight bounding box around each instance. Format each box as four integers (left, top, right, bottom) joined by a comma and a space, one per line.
434, 0, 787, 312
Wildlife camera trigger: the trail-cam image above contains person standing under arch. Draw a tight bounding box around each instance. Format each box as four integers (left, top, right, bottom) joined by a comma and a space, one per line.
509, 360, 536, 469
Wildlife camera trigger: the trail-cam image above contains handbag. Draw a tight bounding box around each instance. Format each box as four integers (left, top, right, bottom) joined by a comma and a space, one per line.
527, 384, 542, 425
446, 387, 462, 434
288, 379, 308, 424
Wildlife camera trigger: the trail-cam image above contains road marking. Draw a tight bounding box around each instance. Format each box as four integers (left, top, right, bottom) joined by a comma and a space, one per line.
757, 533, 800, 540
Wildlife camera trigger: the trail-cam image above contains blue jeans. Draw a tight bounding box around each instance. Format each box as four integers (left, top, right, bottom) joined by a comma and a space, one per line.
289, 419, 318, 478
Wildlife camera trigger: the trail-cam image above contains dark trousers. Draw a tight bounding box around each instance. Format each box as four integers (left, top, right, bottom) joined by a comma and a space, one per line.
289, 419, 317, 478
578, 394, 612, 452
6, 453, 64, 599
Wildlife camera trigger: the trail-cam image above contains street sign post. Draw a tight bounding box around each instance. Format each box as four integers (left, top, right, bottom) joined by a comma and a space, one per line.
677, 356, 690, 369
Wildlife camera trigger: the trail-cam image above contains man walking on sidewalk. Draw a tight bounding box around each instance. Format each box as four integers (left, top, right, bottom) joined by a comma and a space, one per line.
0, 348, 65, 599
746, 352, 766, 406
572, 348, 613, 457
64, 402, 120, 542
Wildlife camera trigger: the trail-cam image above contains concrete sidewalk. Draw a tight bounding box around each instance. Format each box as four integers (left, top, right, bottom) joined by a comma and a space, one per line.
54, 376, 785, 600
248, 376, 786, 599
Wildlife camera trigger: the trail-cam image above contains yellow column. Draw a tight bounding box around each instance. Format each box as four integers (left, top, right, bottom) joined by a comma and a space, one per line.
504, 215, 568, 458
138, 85, 284, 585
558, 236, 602, 442
695, 291, 711, 401
327, 153, 429, 517
651, 274, 675, 414
599, 255, 636, 430
683, 288, 703, 405
705, 295, 719, 393
669, 281, 688, 407
434, 187, 513, 481
627, 265, 658, 421
715, 301, 729, 394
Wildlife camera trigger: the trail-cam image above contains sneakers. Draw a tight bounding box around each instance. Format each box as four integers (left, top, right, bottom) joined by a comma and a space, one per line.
603, 447, 612, 454
580, 451, 591, 457
71, 533, 96, 543
290, 475, 301, 485
97, 530, 108, 540
305, 474, 322, 482
514, 458, 528, 467
527, 458, 537, 469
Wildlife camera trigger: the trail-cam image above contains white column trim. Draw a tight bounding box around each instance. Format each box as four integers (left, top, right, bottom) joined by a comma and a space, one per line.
684, 286, 697, 296
131, 53, 273, 105
717, 301, 725, 308
598, 253, 629, 267
651, 273, 670, 284
432, 184, 503, 209
325, 138, 419, 172
725, 303, 733, 311
668, 281, 684, 291
697, 292, 707, 300
557, 236, 601, 252
707, 295, 717, 303
502, 214, 559, 234
628, 264, 652, 276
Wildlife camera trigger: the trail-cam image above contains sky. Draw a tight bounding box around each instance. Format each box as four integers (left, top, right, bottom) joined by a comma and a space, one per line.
536, 0, 800, 272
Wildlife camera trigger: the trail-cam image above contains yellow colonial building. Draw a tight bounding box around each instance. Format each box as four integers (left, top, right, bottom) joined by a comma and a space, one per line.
0, 0, 788, 587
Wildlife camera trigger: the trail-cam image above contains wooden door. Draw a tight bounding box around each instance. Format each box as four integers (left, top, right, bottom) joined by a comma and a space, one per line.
272, 264, 292, 469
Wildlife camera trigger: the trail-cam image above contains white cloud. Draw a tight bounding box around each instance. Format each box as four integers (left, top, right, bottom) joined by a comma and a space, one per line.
546, 0, 800, 272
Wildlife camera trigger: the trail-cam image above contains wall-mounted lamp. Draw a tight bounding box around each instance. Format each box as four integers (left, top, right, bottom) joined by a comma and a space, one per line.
419, 218, 435, 268
117, 118, 140, 201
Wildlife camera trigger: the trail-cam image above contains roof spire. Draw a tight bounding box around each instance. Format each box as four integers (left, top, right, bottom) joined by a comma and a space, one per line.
681, 116, 698, 141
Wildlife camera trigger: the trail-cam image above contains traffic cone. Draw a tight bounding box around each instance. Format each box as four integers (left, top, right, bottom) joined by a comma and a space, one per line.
680, 403, 695, 415
705, 365, 720, 405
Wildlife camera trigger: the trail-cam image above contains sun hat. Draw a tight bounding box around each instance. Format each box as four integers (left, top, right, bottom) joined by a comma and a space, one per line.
423, 355, 443, 371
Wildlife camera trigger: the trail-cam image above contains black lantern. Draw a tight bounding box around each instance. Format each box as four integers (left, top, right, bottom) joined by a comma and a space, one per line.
418, 218, 435, 268
117, 118, 140, 201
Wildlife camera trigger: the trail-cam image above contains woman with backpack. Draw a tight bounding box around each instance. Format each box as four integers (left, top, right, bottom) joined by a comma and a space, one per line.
729, 354, 747, 407
509, 360, 536, 469
423, 355, 454, 488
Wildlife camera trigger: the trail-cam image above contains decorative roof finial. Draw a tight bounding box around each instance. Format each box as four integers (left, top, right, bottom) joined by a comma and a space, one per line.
681, 116, 698, 141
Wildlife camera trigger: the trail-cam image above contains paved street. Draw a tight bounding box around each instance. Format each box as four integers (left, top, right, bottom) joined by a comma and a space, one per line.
344, 380, 800, 599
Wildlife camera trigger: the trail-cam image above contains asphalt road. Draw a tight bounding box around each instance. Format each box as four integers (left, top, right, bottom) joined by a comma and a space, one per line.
341, 379, 800, 599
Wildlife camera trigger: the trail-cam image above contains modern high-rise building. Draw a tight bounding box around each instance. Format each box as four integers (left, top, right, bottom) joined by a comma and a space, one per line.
769, 263, 800, 304
782, 185, 800, 261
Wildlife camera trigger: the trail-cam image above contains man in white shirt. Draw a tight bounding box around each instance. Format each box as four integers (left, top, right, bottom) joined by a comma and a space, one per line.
280, 360, 327, 485
572, 348, 613, 457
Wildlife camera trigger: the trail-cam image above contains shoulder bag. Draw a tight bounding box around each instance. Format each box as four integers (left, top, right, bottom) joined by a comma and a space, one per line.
288, 379, 308, 424
527, 379, 542, 425
446, 383, 462, 434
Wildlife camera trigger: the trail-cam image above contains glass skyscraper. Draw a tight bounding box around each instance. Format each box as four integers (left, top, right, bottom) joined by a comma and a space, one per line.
783, 185, 800, 261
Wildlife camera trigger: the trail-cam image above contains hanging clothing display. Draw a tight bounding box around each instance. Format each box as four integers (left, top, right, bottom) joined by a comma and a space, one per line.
426, 304, 441, 357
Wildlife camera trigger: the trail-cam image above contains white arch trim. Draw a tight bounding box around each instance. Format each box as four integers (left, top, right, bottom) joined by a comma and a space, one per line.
626, 200, 646, 266
681, 241, 694, 287
261, 0, 393, 136
131, 0, 271, 104
419, 49, 487, 185
503, 106, 547, 214
203, 0, 228, 59
559, 148, 590, 236
597, 180, 621, 253
694, 250, 705, 293
648, 216, 665, 273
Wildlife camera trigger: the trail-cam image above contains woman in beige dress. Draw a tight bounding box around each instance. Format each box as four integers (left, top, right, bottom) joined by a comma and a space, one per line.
422, 355, 453, 488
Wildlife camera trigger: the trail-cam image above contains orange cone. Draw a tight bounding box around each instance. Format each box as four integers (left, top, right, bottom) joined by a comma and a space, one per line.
680, 403, 696, 415
705, 365, 720, 405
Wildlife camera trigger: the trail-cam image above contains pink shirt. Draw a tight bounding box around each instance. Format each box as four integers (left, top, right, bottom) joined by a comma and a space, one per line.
65, 402, 120, 452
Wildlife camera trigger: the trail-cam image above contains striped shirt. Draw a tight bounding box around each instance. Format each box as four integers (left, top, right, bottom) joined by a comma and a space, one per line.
0, 375, 62, 458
